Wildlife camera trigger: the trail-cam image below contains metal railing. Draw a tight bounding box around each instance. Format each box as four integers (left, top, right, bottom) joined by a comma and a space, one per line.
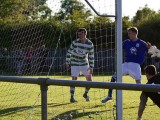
1, 75, 160, 120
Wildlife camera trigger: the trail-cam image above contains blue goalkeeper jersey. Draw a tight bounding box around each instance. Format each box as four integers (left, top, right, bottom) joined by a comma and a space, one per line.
123, 39, 148, 65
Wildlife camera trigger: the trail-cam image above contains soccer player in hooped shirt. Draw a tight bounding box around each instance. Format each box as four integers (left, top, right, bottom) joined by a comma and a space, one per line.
101, 27, 152, 103
66, 28, 94, 103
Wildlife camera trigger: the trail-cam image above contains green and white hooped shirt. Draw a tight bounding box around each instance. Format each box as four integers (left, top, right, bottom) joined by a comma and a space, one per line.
66, 38, 94, 68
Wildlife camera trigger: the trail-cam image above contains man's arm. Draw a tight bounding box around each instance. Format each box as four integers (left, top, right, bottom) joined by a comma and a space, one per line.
137, 92, 148, 120
66, 42, 74, 69
88, 44, 94, 74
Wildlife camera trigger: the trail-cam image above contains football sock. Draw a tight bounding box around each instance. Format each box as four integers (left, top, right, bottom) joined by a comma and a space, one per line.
84, 88, 90, 96
70, 86, 75, 99
108, 77, 116, 97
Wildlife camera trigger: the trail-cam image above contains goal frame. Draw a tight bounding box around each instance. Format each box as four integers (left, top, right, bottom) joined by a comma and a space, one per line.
85, 0, 123, 119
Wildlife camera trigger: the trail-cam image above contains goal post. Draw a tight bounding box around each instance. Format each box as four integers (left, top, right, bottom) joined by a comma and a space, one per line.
115, 0, 123, 120
85, 0, 123, 119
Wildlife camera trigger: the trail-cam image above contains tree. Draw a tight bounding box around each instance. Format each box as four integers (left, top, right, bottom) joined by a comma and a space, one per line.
138, 13, 160, 47
122, 16, 133, 39
0, 0, 30, 23
0, 0, 52, 24
53, 0, 93, 47
132, 5, 156, 26
26, 0, 52, 20
57, 0, 92, 22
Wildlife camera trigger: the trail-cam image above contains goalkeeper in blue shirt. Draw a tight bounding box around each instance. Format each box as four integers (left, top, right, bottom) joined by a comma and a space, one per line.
102, 27, 152, 103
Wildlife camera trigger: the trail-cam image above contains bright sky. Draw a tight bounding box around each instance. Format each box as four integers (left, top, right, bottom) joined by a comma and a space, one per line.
47, 0, 160, 18
122, 0, 160, 18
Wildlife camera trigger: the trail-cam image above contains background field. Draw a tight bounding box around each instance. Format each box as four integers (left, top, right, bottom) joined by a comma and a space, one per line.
0, 75, 160, 120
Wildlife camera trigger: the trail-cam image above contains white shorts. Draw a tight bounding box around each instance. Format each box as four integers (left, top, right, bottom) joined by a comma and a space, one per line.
122, 62, 141, 80
71, 66, 90, 77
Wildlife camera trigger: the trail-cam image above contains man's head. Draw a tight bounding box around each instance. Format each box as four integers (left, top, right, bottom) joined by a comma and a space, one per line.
144, 65, 157, 80
127, 27, 138, 40
77, 28, 87, 40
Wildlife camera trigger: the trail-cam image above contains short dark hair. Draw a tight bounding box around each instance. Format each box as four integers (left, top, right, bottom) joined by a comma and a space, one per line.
144, 65, 157, 76
77, 28, 87, 34
127, 27, 138, 34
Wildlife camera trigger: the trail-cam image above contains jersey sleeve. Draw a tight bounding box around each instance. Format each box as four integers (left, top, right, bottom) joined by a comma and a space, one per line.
66, 42, 74, 64
141, 40, 148, 51
89, 43, 94, 68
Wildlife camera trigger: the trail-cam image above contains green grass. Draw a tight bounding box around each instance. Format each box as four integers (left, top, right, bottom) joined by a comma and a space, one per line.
0, 75, 160, 120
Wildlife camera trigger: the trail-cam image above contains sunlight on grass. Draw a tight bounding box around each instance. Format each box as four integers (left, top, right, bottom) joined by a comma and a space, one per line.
0, 75, 160, 120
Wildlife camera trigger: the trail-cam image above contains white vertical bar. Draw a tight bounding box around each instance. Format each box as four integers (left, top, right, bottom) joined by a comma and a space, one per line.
116, 0, 122, 120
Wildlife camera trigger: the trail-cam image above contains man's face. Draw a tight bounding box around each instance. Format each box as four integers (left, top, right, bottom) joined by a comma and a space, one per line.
128, 31, 136, 40
77, 31, 86, 39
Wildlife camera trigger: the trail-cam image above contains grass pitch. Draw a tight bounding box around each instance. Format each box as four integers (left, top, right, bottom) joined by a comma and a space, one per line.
0, 75, 159, 120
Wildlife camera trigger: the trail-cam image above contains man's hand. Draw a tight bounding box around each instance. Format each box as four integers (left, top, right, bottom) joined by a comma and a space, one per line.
146, 42, 151, 48
66, 63, 70, 70
87, 67, 93, 74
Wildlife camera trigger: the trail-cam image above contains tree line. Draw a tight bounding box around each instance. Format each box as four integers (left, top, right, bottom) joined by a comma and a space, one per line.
0, 0, 160, 49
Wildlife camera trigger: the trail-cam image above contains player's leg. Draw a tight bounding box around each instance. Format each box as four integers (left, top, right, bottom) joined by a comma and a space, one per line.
70, 66, 79, 103
101, 74, 116, 103
101, 63, 128, 103
128, 62, 142, 84
136, 80, 141, 84
82, 66, 92, 101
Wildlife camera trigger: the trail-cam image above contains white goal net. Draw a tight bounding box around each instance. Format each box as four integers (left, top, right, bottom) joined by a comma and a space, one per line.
0, 0, 122, 120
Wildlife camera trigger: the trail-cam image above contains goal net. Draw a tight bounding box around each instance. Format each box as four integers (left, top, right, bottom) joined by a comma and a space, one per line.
0, 0, 144, 120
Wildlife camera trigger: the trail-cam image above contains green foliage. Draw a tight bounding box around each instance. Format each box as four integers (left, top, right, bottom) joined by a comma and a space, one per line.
133, 5, 156, 26
0, 2, 160, 48
138, 13, 160, 47
0, 26, 12, 48
0, 0, 30, 23
0, 0, 51, 24
57, 0, 92, 24
122, 16, 133, 39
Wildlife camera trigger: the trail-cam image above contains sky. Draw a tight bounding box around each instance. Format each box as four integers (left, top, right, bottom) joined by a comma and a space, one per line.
122, 0, 160, 18
47, 0, 160, 18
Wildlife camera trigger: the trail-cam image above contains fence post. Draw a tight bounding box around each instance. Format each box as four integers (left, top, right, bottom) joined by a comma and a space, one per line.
38, 78, 49, 120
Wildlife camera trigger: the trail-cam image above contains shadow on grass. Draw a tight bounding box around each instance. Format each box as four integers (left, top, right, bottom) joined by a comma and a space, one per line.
123, 104, 156, 110
0, 105, 40, 116
50, 104, 114, 120
0, 102, 73, 117
48, 102, 73, 108
51, 104, 156, 120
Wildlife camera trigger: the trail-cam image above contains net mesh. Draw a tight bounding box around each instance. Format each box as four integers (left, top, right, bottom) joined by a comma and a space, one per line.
1, 0, 116, 119
2, 0, 158, 120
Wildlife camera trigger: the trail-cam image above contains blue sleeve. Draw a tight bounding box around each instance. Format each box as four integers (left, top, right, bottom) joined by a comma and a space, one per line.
141, 40, 148, 51
123, 40, 126, 49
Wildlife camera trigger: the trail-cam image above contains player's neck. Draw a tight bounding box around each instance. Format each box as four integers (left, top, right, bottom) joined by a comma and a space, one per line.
131, 37, 138, 41
80, 38, 87, 43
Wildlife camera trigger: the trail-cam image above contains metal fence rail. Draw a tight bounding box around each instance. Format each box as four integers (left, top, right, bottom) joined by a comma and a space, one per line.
0, 76, 160, 120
